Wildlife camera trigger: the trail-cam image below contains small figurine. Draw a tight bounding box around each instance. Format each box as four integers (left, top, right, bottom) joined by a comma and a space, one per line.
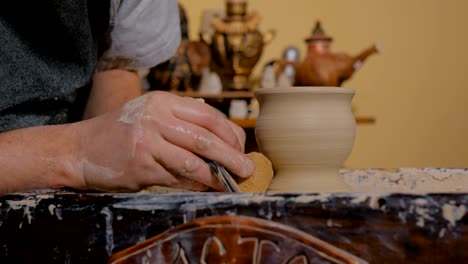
229, 99, 249, 119
147, 3, 211, 91
280, 46, 301, 85
198, 67, 223, 94
280, 21, 380, 87
277, 72, 292, 88
260, 60, 293, 88
260, 64, 277, 88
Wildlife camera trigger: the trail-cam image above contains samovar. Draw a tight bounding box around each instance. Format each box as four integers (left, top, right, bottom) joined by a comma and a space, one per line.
201, 0, 274, 90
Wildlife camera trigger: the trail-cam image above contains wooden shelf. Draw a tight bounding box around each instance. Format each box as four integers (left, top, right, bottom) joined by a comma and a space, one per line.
144, 90, 376, 127
171, 91, 254, 99
231, 116, 376, 128
355, 116, 376, 124
229, 118, 257, 128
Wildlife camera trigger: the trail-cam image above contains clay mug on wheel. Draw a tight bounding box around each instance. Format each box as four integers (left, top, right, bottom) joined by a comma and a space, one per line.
254, 87, 356, 192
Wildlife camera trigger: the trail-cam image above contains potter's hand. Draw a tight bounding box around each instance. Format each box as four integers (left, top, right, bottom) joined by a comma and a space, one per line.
73, 92, 254, 192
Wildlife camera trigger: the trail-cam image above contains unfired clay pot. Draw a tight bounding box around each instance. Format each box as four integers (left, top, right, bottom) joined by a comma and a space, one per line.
254, 87, 356, 192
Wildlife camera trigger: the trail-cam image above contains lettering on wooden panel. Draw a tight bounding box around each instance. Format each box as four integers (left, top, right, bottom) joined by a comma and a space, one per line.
109, 215, 367, 264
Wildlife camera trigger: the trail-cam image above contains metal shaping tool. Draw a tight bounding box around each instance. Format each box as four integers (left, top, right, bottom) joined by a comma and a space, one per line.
207, 161, 240, 192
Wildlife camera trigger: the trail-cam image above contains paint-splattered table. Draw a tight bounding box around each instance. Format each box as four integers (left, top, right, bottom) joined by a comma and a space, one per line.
1, 189, 467, 263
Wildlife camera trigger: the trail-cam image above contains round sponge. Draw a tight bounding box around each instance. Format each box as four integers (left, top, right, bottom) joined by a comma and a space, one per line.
237, 152, 274, 192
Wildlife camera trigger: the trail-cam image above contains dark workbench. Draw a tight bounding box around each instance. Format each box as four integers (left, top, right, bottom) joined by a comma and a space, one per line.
1, 190, 467, 263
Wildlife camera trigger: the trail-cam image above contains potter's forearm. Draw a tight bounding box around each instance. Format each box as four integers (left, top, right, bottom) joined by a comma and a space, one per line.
0, 124, 81, 195
83, 69, 142, 119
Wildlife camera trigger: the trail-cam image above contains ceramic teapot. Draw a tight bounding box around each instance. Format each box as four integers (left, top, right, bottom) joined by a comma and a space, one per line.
279, 21, 379, 87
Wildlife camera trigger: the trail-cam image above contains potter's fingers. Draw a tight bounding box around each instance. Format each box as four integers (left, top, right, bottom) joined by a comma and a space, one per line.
152, 139, 224, 190
152, 163, 211, 191
169, 176, 211, 191
103, 146, 210, 191
227, 120, 246, 153
136, 160, 210, 191
171, 96, 244, 152
161, 119, 254, 178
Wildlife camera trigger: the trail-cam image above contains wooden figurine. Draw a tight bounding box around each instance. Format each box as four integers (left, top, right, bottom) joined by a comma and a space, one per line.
147, 4, 211, 91
280, 21, 380, 87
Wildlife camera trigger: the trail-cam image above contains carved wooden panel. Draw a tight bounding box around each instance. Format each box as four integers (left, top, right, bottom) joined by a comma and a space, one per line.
2, 192, 467, 263
109, 215, 366, 264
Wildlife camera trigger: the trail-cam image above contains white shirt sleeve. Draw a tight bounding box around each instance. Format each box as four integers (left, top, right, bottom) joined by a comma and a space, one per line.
97, 0, 181, 70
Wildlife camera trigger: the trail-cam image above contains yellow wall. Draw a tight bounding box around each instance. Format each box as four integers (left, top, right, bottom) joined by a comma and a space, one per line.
179, 0, 468, 168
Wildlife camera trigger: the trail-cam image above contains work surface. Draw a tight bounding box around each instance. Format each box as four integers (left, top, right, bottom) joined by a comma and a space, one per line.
1, 169, 467, 263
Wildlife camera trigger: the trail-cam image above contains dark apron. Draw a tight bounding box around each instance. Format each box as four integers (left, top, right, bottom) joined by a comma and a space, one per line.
0, 0, 110, 132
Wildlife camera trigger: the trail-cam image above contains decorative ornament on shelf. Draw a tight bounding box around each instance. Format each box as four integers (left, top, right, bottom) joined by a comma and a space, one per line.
198, 67, 223, 94
201, 0, 275, 91
229, 99, 249, 119
147, 3, 211, 92
277, 72, 293, 88
260, 64, 277, 89
279, 46, 301, 87
278, 21, 380, 87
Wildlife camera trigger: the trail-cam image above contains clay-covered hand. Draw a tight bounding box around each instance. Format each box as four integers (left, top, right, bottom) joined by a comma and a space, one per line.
71, 91, 253, 192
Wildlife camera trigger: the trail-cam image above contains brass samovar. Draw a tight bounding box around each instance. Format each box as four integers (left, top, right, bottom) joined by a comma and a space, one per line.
201, 0, 274, 90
